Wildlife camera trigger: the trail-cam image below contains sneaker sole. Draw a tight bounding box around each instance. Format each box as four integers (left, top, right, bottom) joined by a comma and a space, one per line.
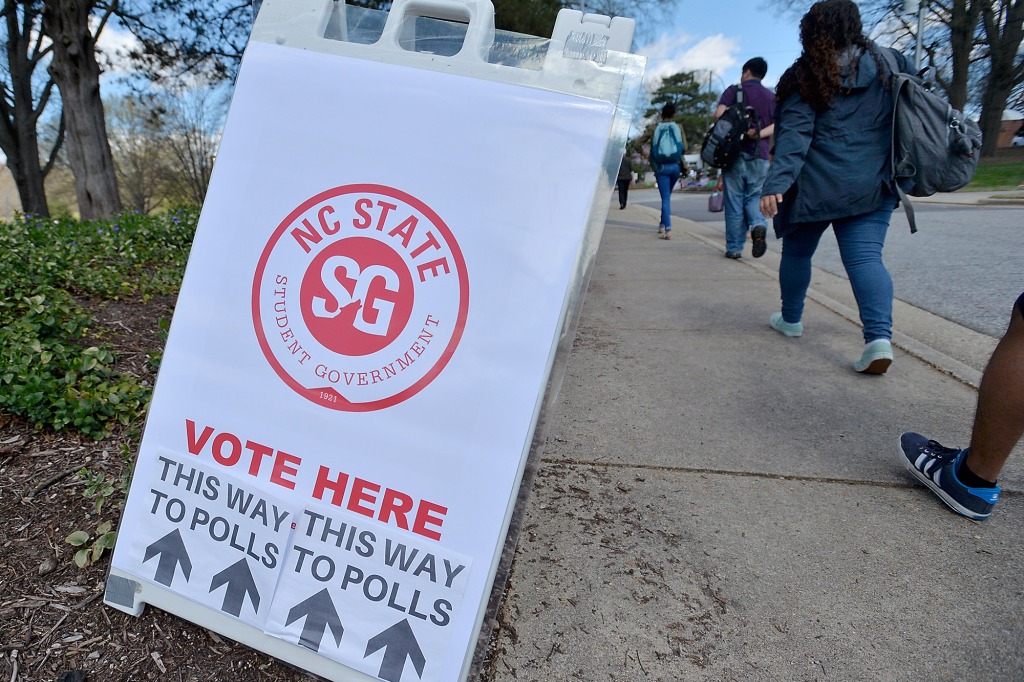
898, 438, 991, 520
856, 357, 891, 374
751, 226, 767, 258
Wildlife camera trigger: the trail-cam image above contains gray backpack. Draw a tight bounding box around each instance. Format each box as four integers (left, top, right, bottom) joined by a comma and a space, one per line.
878, 48, 982, 233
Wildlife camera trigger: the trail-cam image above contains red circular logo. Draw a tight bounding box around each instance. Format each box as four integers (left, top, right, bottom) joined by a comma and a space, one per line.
299, 237, 415, 357
253, 185, 469, 411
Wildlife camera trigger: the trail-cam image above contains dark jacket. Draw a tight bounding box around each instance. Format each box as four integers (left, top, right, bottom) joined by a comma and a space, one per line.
761, 44, 912, 236
617, 155, 634, 182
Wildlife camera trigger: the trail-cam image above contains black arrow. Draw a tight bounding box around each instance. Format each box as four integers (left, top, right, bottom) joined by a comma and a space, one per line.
285, 588, 344, 651
209, 558, 260, 617
142, 529, 192, 586
364, 619, 426, 682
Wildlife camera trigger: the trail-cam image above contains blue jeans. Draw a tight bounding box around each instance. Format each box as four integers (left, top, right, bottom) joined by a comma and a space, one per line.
779, 199, 897, 343
655, 162, 681, 229
723, 153, 769, 253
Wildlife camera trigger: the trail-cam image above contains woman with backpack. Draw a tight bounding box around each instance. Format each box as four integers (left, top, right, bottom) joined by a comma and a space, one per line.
759, 0, 911, 374
649, 102, 683, 240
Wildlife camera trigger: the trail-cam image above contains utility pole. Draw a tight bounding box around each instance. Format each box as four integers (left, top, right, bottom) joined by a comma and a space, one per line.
915, 2, 924, 70
708, 71, 714, 124
905, 0, 925, 70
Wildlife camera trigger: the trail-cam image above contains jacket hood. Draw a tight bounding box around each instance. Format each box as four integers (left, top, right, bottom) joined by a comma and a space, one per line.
839, 44, 882, 90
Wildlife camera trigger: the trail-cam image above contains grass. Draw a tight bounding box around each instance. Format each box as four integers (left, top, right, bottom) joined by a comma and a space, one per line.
963, 160, 1024, 191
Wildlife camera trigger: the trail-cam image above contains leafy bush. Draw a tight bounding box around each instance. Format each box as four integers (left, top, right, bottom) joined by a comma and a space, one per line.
0, 210, 197, 439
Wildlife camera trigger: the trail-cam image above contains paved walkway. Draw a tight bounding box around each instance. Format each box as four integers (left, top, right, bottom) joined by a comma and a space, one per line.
483, 202, 1024, 681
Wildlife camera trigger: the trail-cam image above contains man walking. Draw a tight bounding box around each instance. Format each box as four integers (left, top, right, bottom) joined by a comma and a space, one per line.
715, 57, 774, 259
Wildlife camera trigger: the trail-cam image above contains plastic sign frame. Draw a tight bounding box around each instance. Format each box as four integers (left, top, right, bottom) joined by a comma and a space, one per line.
104, 2, 645, 681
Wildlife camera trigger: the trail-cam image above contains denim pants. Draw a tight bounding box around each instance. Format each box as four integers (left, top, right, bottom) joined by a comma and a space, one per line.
779, 199, 898, 343
723, 153, 769, 253
654, 162, 681, 229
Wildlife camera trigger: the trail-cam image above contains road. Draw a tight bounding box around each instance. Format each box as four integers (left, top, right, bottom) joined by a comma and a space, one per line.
631, 188, 1022, 338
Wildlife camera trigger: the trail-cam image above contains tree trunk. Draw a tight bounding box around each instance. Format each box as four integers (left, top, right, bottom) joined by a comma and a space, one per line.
1, 77, 51, 217
947, 0, 982, 112
0, 1, 53, 217
979, 80, 1014, 154
3, 126, 50, 218
978, 0, 1024, 156
42, 0, 121, 219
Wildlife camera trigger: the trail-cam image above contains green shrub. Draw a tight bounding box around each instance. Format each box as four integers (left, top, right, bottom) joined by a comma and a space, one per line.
0, 209, 197, 439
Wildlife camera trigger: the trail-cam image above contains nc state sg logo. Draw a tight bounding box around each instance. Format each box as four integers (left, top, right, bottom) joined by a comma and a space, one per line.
253, 184, 469, 411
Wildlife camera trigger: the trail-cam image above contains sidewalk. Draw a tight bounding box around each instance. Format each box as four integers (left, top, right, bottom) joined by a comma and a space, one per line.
484, 204, 1024, 681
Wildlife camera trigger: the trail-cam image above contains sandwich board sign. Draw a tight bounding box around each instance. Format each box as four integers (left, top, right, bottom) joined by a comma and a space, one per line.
103, 1, 645, 680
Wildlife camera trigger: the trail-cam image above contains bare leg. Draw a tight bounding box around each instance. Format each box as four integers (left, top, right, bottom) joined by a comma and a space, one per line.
965, 302, 1024, 481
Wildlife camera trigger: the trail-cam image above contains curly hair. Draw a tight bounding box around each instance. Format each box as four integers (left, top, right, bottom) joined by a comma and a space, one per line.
775, 0, 874, 111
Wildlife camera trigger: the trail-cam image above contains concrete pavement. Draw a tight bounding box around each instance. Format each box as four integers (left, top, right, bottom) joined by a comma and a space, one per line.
482, 202, 1024, 681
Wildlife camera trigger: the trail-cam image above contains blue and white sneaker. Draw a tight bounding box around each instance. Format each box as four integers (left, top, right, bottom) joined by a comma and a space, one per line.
899, 432, 1000, 520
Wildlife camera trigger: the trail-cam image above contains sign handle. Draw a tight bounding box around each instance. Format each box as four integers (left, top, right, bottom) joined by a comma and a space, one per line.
378, 0, 496, 62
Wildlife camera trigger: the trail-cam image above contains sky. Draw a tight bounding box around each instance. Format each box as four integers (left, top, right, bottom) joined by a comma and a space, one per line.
633, 1, 804, 94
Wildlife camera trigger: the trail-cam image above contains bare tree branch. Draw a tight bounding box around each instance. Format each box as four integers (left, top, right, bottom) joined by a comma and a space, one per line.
41, 112, 65, 176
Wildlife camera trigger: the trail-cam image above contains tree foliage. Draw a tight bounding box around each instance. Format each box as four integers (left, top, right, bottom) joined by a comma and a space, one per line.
493, 0, 562, 35
492, 0, 677, 40
772, 0, 1024, 157
106, 95, 172, 214
116, 0, 255, 84
106, 84, 228, 212
976, 0, 1024, 154
879, 0, 1024, 155
115, 0, 393, 84
157, 86, 225, 207
643, 70, 719, 153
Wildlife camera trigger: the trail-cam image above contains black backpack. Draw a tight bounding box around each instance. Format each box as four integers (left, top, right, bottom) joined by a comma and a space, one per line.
700, 83, 758, 170
878, 48, 982, 233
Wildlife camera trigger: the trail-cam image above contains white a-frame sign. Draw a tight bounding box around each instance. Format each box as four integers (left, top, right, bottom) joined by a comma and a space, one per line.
105, 1, 645, 680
